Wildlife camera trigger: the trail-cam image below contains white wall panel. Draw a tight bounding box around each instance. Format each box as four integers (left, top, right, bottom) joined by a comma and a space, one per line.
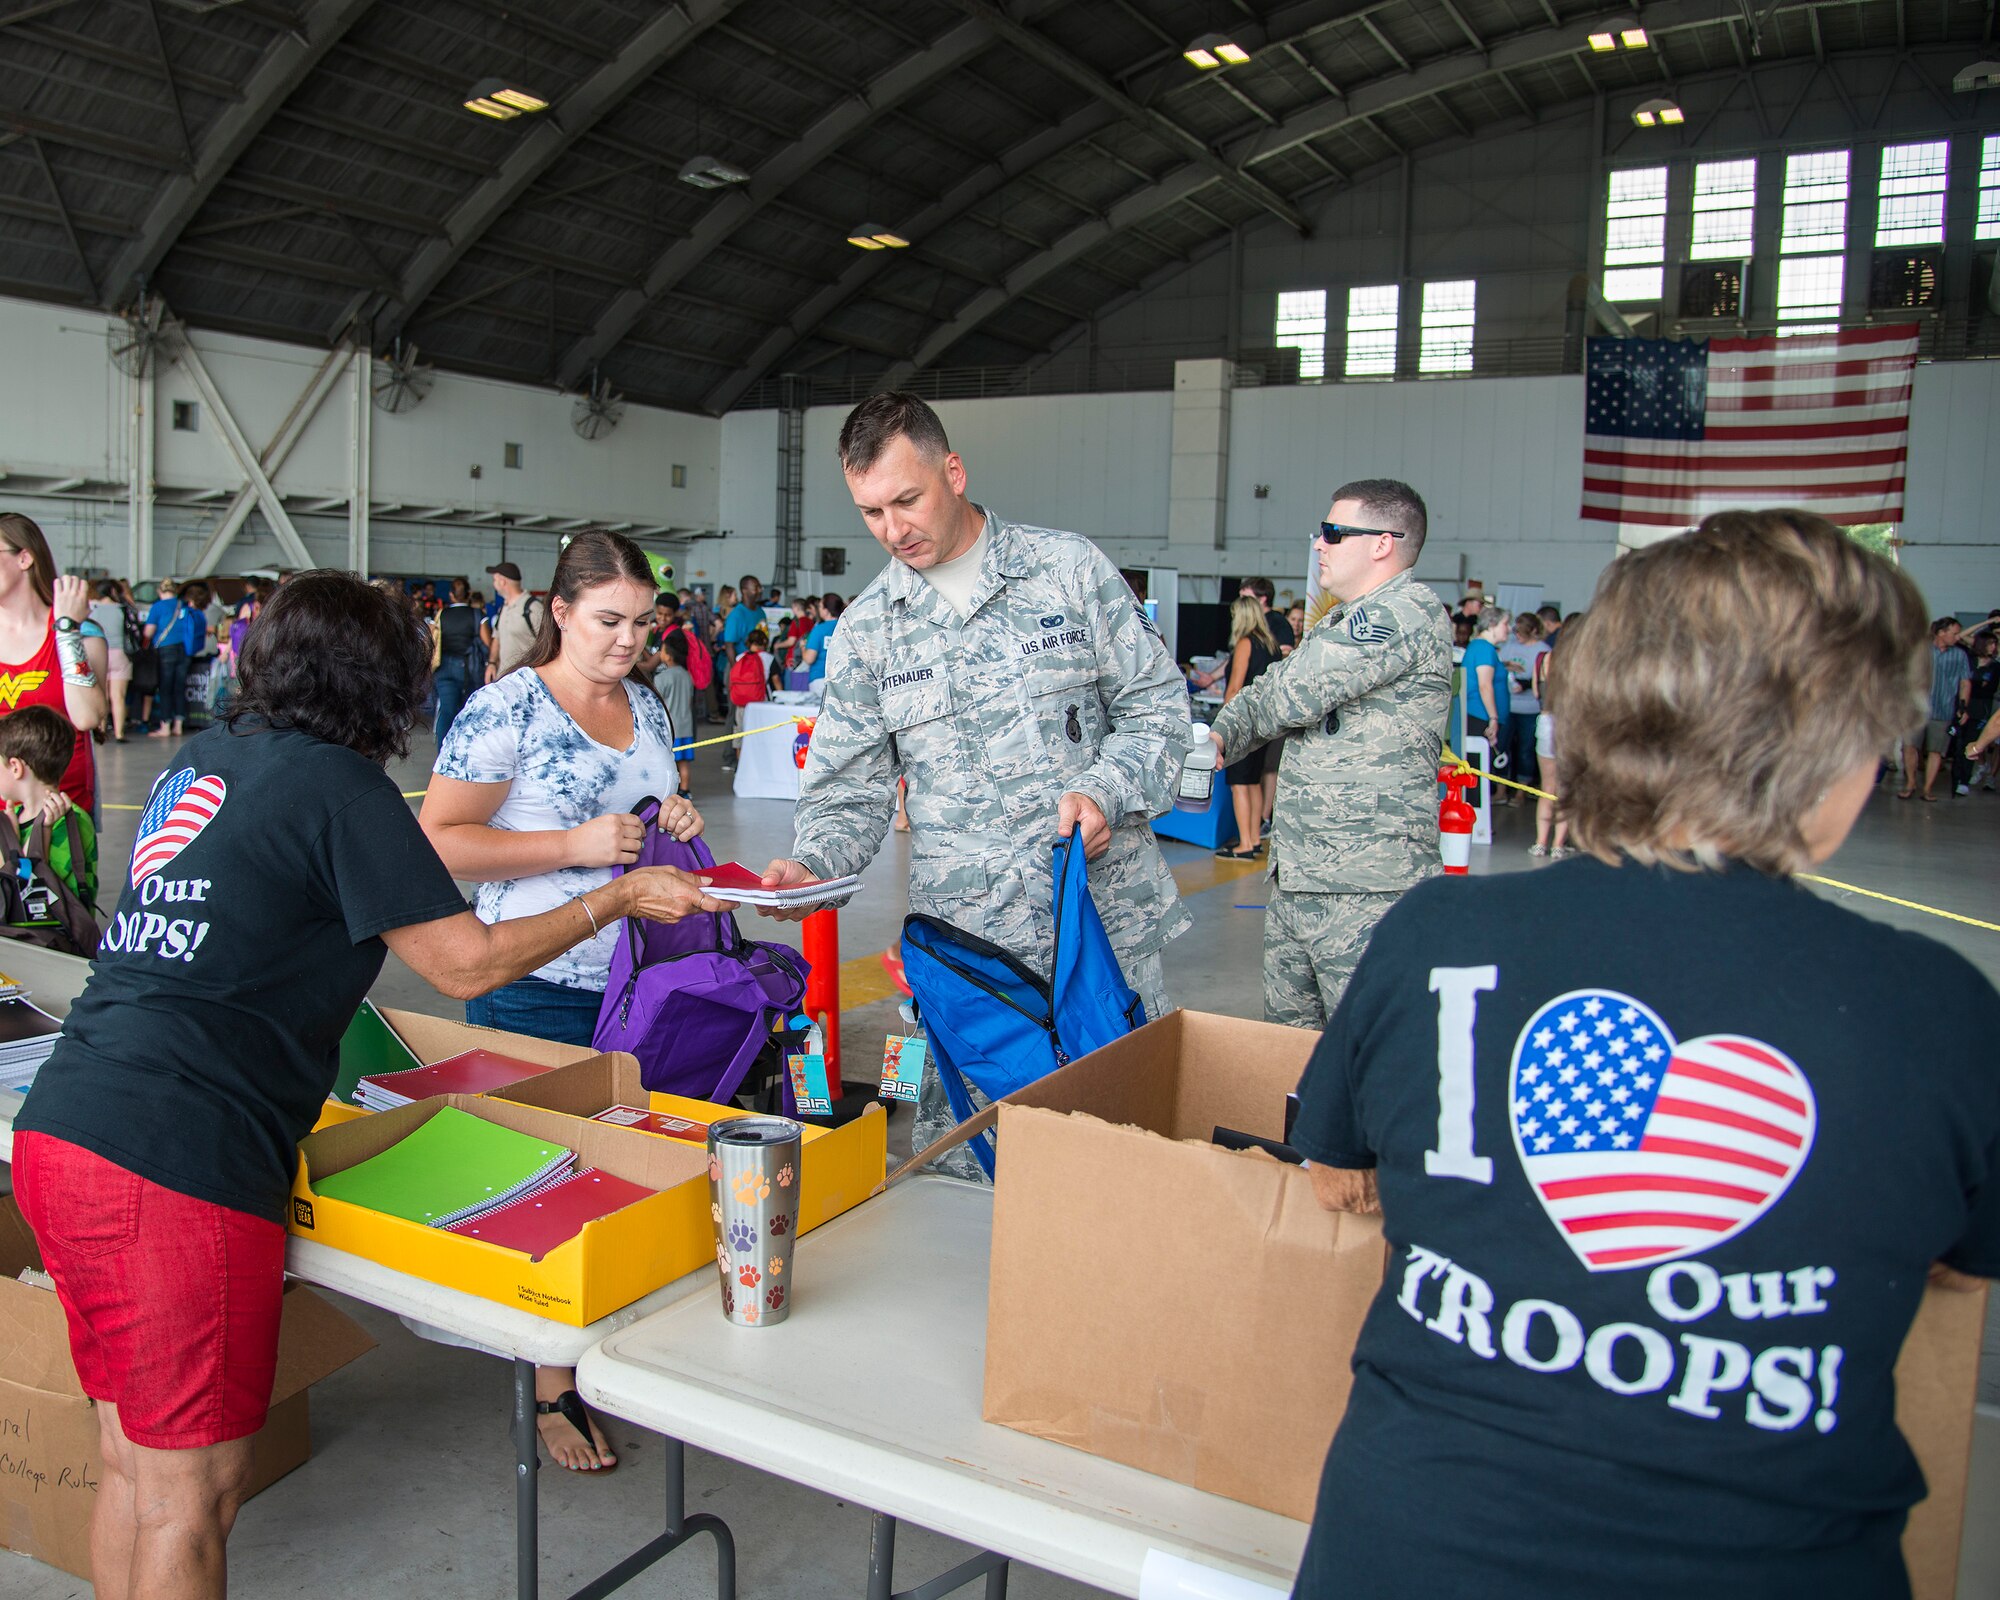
799, 390, 1176, 596
1899, 359, 2000, 616
0, 294, 719, 583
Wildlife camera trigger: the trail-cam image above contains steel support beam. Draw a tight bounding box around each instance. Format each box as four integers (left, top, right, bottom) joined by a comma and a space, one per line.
938, 0, 1309, 235
355, 0, 742, 347
348, 347, 371, 574
126, 359, 154, 580
552, 3, 1059, 390
102, 0, 377, 308
881, 0, 1858, 378
177, 333, 348, 574
702, 102, 1119, 412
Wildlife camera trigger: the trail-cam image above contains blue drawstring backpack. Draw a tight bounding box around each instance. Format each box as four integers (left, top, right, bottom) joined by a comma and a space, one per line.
900, 835, 1145, 1176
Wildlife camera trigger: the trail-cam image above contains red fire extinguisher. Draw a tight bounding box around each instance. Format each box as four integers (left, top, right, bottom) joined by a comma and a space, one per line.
1439, 765, 1476, 875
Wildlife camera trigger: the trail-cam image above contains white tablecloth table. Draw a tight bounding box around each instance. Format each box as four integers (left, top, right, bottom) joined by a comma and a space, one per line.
731, 697, 809, 801
579, 1175, 1305, 1598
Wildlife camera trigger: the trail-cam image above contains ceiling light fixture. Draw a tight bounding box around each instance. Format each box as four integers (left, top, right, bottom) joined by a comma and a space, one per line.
463, 79, 549, 120
1184, 32, 1251, 69
1587, 15, 1648, 51
1632, 96, 1683, 127
1953, 59, 2000, 92
679, 153, 751, 189
846, 221, 910, 251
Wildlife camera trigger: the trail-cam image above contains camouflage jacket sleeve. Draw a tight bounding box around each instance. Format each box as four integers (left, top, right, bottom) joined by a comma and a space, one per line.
1065, 546, 1191, 826
1211, 605, 1420, 761
790, 623, 897, 880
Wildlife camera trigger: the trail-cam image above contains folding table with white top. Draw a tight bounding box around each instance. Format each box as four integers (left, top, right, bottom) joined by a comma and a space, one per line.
578, 1174, 1307, 1599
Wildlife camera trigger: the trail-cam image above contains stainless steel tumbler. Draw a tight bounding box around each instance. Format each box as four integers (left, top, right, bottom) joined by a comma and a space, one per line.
707, 1116, 803, 1327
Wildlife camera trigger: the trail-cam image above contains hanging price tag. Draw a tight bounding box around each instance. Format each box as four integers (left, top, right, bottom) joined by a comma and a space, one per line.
879, 1034, 927, 1104
787, 1051, 831, 1117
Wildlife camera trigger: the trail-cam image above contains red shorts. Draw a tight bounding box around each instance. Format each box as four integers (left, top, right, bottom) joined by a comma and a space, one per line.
14, 1132, 285, 1449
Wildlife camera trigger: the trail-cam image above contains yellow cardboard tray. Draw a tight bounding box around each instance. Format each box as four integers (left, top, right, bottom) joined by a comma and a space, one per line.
290, 1095, 710, 1326
490, 1054, 888, 1243
310, 1007, 617, 1133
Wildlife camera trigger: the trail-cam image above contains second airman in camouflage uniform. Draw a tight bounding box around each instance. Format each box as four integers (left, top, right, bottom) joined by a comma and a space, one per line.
1211, 479, 1451, 1029
761, 394, 1193, 1176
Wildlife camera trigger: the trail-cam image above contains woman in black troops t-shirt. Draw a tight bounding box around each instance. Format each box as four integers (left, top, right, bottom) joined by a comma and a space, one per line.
13, 573, 725, 1600
1291, 511, 2000, 1600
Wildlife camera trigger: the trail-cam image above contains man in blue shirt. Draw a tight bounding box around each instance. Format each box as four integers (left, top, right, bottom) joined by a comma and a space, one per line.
721, 573, 763, 662
1901, 617, 1970, 801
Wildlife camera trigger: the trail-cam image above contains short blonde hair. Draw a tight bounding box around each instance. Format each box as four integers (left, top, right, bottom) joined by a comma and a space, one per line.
1559, 509, 1927, 876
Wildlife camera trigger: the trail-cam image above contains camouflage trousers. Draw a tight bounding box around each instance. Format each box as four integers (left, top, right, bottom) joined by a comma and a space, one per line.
1263, 886, 1404, 1031
912, 949, 1170, 1183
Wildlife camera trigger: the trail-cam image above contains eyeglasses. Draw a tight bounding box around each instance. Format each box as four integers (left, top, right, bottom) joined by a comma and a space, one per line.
1317, 522, 1406, 544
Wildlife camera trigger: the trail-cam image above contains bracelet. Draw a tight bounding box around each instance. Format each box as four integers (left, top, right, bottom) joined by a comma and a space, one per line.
577, 894, 601, 936
56, 628, 96, 687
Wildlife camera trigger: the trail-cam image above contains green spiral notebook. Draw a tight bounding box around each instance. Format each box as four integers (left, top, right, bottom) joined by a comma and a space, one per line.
332, 999, 422, 1106
315, 1108, 575, 1227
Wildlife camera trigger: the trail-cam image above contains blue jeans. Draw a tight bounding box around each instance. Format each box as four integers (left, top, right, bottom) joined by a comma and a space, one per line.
154, 646, 189, 728
433, 656, 473, 748
1509, 710, 1541, 792
465, 976, 603, 1048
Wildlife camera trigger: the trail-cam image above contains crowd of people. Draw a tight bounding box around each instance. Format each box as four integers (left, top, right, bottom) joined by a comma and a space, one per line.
0, 389, 1996, 1600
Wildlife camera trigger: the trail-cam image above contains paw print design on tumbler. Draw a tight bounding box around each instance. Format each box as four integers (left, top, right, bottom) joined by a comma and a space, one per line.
705, 1115, 804, 1328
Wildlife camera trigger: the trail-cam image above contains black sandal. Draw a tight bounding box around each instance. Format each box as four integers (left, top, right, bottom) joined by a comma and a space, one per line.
535, 1390, 618, 1472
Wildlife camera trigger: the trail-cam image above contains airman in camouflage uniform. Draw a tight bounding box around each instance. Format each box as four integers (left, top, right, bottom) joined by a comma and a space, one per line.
766, 396, 1193, 1177
1211, 481, 1452, 1029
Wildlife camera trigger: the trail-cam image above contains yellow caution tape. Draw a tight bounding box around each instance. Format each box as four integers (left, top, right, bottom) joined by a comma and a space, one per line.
105, 717, 812, 812
1795, 876, 2000, 934
1439, 743, 1996, 935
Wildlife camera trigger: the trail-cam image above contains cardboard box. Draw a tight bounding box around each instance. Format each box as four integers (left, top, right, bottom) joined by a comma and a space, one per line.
490, 1053, 887, 1239
975, 1011, 1383, 1523
968, 1010, 1983, 1600
296, 1095, 728, 1325
0, 1200, 373, 1581
313, 1006, 614, 1131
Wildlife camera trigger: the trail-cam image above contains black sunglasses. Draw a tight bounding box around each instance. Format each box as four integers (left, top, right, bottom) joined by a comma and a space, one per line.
1317, 522, 1406, 544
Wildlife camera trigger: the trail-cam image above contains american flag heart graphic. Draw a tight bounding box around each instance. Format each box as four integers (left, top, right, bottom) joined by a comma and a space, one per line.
130, 767, 228, 886
1509, 988, 1815, 1273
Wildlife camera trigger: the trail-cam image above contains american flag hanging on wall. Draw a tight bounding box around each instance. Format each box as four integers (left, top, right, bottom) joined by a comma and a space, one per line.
1580, 324, 1919, 528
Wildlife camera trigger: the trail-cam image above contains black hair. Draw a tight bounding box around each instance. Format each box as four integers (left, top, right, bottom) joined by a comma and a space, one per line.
0, 705, 75, 785
821, 592, 846, 619
1245, 576, 1275, 605
837, 391, 951, 475
226, 569, 431, 763
662, 631, 688, 666
1331, 477, 1428, 560
449, 576, 471, 603
655, 591, 679, 610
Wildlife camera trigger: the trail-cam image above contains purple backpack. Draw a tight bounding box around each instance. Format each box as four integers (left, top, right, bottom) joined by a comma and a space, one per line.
591, 798, 809, 1101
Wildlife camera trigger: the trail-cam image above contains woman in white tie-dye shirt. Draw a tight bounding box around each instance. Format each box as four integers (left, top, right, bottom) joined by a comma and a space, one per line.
420, 530, 709, 1476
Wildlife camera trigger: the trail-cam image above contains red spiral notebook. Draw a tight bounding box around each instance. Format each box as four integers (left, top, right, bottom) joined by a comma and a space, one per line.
354, 1049, 559, 1111
443, 1168, 655, 1260
697, 861, 861, 907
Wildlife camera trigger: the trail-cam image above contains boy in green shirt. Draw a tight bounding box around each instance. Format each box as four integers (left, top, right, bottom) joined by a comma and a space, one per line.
0, 706, 97, 908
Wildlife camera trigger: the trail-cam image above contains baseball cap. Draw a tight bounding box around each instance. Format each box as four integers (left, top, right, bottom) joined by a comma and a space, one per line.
485, 561, 522, 581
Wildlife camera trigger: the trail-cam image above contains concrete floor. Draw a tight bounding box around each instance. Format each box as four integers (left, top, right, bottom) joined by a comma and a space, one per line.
3, 722, 1997, 1598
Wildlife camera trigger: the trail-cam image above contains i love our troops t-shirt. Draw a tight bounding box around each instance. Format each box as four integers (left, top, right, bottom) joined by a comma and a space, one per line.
1288, 856, 2000, 1599
18, 722, 464, 1220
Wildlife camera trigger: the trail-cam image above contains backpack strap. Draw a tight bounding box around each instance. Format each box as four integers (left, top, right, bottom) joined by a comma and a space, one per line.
60, 809, 95, 913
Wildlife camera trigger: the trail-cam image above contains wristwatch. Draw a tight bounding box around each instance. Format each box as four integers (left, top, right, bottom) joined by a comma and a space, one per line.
53, 616, 79, 633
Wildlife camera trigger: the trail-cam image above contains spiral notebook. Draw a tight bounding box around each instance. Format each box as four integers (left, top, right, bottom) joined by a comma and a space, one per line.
314, 1108, 575, 1228
443, 1168, 654, 1259
355, 1049, 558, 1111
